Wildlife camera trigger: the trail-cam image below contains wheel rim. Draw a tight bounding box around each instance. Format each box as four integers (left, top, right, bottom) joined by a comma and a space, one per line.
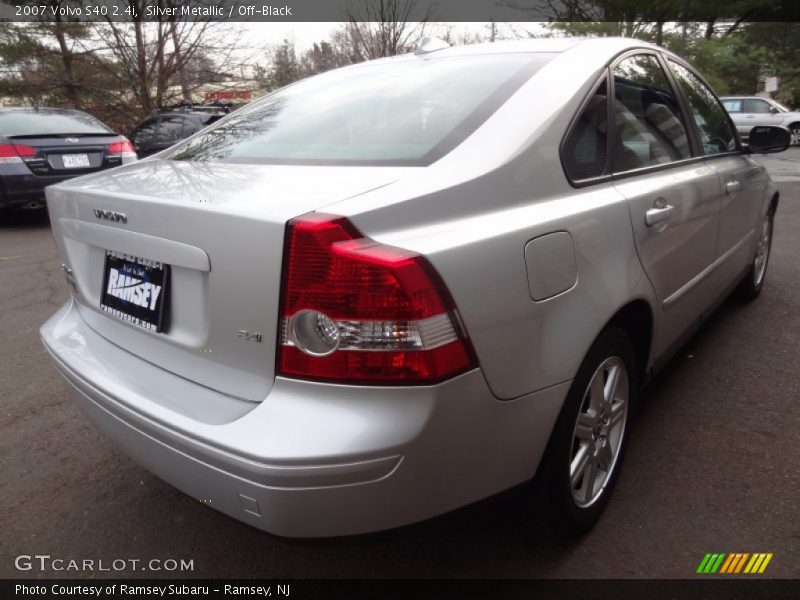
792, 127, 800, 146
569, 356, 629, 508
754, 216, 773, 288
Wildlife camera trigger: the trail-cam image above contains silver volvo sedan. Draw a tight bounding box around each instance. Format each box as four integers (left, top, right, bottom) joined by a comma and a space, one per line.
41, 37, 789, 538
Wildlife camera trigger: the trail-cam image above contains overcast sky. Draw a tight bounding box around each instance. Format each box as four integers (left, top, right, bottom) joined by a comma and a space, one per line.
237, 22, 544, 52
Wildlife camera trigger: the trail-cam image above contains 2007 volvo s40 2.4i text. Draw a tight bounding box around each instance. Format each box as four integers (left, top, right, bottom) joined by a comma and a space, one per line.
42, 38, 789, 537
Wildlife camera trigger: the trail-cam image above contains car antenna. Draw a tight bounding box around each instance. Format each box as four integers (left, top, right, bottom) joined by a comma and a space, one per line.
415, 37, 450, 55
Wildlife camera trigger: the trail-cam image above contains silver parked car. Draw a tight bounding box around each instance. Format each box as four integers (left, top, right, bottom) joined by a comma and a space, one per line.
41, 38, 789, 538
721, 95, 800, 145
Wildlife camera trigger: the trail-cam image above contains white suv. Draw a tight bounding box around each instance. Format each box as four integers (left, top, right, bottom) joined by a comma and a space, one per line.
721, 96, 800, 145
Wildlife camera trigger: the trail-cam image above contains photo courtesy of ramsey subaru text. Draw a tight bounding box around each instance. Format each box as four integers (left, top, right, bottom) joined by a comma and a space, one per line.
40, 37, 789, 538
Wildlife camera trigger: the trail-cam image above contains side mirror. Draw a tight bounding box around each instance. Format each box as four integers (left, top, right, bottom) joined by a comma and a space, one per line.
747, 126, 791, 154
769, 106, 779, 114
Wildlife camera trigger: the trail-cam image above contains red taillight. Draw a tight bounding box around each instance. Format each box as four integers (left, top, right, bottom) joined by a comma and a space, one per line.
278, 213, 477, 384
107, 139, 136, 156
0, 143, 36, 162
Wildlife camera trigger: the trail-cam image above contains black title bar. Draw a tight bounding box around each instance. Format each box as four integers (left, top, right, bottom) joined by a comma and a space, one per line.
5, 579, 800, 600
1, 0, 800, 23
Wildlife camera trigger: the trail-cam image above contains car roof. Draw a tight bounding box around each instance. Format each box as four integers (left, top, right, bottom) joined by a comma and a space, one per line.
336, 36, 663, 78
421, 36, 659, 58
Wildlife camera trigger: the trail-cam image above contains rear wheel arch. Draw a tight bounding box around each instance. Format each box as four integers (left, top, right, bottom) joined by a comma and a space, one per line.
603, 299, 654, 387
768, 191, 779, 217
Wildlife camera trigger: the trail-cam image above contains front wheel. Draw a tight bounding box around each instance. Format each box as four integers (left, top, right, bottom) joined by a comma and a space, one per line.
736, 211, 774, 301
526, 327, 637, 538
789, 123, 800, 146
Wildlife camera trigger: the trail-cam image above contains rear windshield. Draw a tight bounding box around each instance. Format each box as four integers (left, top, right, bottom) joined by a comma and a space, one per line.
169, 53, 552, 166
0, 110, 113, 137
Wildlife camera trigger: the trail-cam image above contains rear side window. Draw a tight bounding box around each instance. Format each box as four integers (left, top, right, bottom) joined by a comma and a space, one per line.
169, 54, 552, 166
0, 110, 112, 136
668, 60, 738, 155
722, 99, 742, 113
156, 116, 189, 145
612, 54, 692, 172
130, 119, 158, 148
203, 114, 224, 126
562, 80, 608, 181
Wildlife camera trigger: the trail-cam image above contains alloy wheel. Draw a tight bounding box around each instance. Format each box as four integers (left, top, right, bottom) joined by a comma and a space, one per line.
569, 357, 629, 508
754, 215, 773, 288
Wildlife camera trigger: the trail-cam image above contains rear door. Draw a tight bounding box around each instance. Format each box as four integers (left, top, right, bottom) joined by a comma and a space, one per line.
667, 59, 766, 290
721, 98, 744, 137
609, 52, 723, 355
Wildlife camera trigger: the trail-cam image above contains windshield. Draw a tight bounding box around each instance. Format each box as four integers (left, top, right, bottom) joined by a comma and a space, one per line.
0, 110, 113, 136
169, 53, 552, 166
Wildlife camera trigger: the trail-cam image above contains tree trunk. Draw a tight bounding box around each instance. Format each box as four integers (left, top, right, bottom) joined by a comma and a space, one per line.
154, 22, 167, 107
170, 21, 191, 103
52, 17, 81, 108
133, 18, 151, 113
655, 21, 664, 47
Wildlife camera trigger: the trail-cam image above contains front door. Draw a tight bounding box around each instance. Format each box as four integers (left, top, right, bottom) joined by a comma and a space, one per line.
741, 98, 784, 137
610, 53, 723, 357
667, 60, 766, 293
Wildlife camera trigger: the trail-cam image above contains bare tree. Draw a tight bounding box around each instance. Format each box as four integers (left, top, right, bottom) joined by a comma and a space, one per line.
83, 0, 250, 118
93, 0, 212, 113
49, 1, 84, 108
343, 0, 434, 59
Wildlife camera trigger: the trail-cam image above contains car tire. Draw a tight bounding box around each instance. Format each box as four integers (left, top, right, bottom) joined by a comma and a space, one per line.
789, 123, 800, 146
526, 327, 638, 538
736, 210, 774, 301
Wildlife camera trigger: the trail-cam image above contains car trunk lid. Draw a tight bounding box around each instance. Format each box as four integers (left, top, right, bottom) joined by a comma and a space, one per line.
46, 159, 408, 401
8, 134, 125, 176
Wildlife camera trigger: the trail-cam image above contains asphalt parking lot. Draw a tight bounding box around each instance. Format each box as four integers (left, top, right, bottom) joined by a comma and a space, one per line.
1, 151, 799, 580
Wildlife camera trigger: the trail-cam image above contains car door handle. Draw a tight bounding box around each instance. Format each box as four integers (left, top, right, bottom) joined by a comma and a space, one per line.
745, 115, 756, 119
726, 180, 742, 194
645, 205, 674, 227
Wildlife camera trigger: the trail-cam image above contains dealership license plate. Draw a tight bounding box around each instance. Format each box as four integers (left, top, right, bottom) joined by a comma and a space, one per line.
61, 153, 90, 168
100, 251, 169, 332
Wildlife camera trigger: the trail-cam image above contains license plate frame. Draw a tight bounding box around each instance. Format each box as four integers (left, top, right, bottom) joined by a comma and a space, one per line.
100, 251, 169, 332
61, 153, 90, 169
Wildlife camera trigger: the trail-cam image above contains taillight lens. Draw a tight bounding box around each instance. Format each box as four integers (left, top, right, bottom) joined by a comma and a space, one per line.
0, 143, 36, 163
107, 139, 136, 158
278, 213, 477, 384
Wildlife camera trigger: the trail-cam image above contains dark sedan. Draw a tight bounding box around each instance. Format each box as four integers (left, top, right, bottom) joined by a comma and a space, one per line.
0, 108, 136, 214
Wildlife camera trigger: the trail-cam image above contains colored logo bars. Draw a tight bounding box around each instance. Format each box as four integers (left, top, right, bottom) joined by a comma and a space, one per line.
697, 553, 773, 574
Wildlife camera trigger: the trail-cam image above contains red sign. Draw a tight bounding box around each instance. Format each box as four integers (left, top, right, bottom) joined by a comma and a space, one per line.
204, 90, 252, 101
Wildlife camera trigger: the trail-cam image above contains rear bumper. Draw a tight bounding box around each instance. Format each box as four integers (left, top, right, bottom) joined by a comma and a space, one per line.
41, 299, 568, 537
1, 173, 79, 208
